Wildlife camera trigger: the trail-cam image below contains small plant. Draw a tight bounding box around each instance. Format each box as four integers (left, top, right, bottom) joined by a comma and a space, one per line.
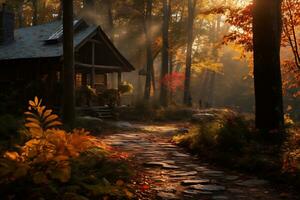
0, 97, 108, 184
76, 85, 97, 106
119, 81, 134, 94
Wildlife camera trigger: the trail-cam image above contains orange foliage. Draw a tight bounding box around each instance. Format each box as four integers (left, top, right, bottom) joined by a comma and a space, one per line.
161, 72, 185, 92
224, 0, 300, 96
0, 97, 111, 184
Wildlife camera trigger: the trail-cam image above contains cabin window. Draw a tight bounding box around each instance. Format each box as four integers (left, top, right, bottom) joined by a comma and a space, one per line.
94, 74, 106, 92
95, 74, 105, 85
56, 72, 61, 82
75, 73, 82, 87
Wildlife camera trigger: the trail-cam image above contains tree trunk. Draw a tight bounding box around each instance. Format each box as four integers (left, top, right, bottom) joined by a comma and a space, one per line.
160, 0, 170, 107
169, 51, 174, 102
253, 0, 284, 132
17, 3, 24, 28
32, 0, 38, 25
58, 0, 63, 20
144, 0, 153, 100
183, 0, 196, 106
62, 0, 75, 127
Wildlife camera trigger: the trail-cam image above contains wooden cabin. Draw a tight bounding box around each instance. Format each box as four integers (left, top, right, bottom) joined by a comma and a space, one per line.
0, 7, 134, 107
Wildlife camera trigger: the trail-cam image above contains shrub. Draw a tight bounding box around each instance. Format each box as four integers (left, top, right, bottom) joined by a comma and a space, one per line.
118, 81, 134, 94
76, 85, 97, 107
118, 100, 156, 121
155, 106, 194, 121
0, 97, 109, 184
0, 97, 134, 199
217, 115, 250, 153
173, 111, 251, 154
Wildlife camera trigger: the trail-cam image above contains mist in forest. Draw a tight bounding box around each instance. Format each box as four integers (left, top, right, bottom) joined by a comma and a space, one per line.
5, 0, 300, 118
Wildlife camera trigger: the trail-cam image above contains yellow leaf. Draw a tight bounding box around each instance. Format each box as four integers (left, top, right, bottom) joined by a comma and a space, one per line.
25, 122, 41, 129
29, 127, 43, 138
45, 121, 62, 128
4, 151, 19, 160
116, 179, 124, 186
124, 189, 134, 198
37, 106, 46, 117
54, 155, 69, 162
24, 111, 33, 116
34, 96, 39, 106
44, 114, 59, 124
42, 109, 53, 119
29, 100, 36, 107
26, 117, 40, 124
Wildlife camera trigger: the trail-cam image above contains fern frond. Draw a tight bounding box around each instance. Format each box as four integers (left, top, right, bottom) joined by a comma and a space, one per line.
29, 100, 36, 107
44, 114, 59, 124
45, 121, 62, 129
26, 117, 41, 125
42, 109, 53, 119
25, 122, 41, 129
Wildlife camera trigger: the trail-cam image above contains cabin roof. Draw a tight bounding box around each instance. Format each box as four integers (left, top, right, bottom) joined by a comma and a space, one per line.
0, 20, 134, 72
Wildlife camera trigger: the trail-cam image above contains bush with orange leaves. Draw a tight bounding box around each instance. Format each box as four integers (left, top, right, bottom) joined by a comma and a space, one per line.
0, 97, 110, 184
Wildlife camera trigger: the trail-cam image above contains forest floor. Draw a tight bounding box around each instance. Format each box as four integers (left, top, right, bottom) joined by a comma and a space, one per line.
100, 122, 299, 200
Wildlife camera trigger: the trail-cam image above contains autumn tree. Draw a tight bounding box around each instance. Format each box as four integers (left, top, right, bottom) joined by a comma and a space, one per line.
144, 0, 153, 100
160, 0, 170, 107
62, 0, 75, 127
183, 0, 197, 106
253, 0, 284, 131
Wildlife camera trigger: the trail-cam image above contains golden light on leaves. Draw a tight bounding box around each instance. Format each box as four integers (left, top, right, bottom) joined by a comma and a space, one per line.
0, 97, 116, 184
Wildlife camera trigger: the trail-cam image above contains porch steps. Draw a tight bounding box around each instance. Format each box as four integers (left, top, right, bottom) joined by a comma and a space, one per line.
77, 106, 115, 119
95, 107, 115, 119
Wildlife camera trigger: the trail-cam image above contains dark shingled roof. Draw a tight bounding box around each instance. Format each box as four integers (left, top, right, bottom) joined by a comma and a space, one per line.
0, 20, 135, 72
0, 20, 97, 60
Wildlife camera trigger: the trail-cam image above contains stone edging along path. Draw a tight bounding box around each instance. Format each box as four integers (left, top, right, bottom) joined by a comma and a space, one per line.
101, 123, 299, 200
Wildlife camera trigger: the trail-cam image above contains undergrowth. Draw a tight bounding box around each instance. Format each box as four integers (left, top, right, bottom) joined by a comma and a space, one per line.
173, 111, 300, 187
118, 100, 194, 121
0, 97, 134, 200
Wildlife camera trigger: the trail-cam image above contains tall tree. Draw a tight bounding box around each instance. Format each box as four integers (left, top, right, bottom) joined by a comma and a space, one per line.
144, 0, 153, 100
62, 0, 75, 127
160, 0, 170, 107
183, 0, 196, 106
32, 0, 38, 25
253, 0, 284, 131
57, 0, 63, 20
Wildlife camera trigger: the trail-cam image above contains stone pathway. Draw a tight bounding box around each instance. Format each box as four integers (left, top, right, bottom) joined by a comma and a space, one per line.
102, 123, 298, 200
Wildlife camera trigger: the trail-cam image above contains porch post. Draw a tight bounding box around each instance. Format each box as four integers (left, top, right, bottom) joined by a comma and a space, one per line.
91, 68, 95, 87
118, 72, 122, 88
